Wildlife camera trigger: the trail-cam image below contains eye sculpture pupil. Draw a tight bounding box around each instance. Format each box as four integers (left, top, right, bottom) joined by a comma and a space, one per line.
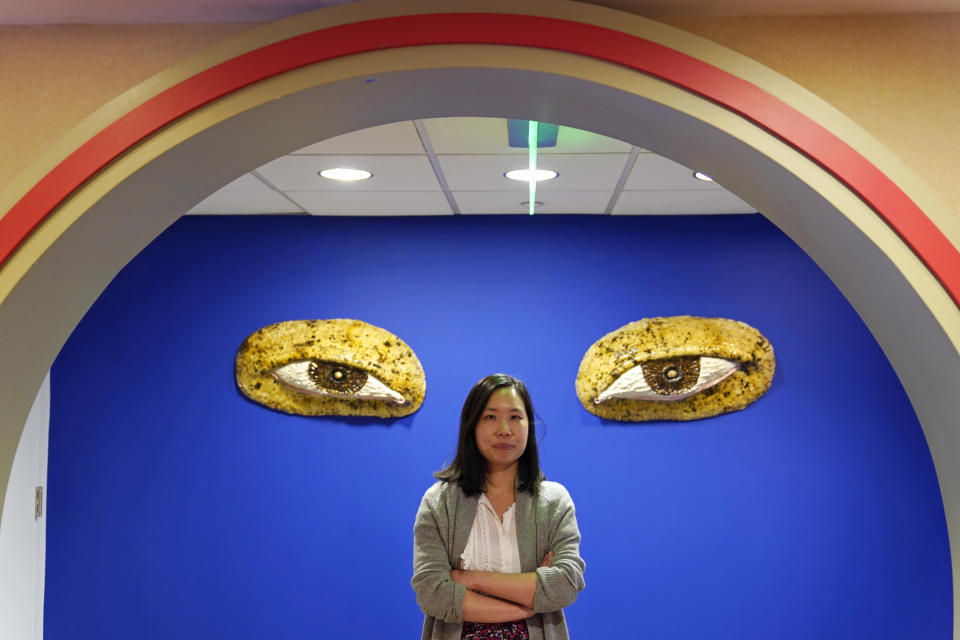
641, 356, 701, 395
308, 360, 368, 394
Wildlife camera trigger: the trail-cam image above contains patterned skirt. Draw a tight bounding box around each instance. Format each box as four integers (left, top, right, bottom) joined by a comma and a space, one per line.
461, 621, 529, 640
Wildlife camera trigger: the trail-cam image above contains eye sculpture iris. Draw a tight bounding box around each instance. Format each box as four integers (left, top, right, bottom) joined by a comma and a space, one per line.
235, 319, 426, 418
310, 361, 367, 394
577, 316, 775, 421
644, 356, 699, 395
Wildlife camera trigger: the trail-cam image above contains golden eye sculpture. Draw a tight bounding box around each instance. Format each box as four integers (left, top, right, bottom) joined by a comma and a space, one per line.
235, 319, 425, 418
576, 316, 775, 422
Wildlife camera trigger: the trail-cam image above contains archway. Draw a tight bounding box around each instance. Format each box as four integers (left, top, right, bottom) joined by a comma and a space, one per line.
1, 0, 958, 630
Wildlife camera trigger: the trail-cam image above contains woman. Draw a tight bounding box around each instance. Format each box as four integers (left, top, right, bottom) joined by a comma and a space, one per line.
412, 374, 585, 640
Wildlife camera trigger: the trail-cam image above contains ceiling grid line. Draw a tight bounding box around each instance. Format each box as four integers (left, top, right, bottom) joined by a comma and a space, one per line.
251, 169, 309, 214
413, 119, 460, 214
604, 146, 642, 214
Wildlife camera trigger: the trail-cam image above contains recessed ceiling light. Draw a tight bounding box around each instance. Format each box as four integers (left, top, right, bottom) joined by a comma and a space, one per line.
319, 168, 372, 181
693, 171, 714, 182
505, 169, 558, 182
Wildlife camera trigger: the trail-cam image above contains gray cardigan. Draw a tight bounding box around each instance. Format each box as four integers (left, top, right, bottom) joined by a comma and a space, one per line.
411, 480, 586, 640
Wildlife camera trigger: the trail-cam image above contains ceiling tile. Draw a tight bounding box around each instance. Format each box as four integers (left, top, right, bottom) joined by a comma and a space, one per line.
613, 190, 756, 215
289, 191, 452, 216
455, 190, 610, 214
216, 173, 269, 191
291, 121, 425, 155
438, 153, 630, 191
197, 118, 753, 218
257, 155, 439, 191
623, 153, 724, 191
187, 189, 303, 214
423, 117, 632, 154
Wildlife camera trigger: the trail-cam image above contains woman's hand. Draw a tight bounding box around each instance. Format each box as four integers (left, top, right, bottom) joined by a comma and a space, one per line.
450, 569, 473, 590
539, 551, 553, 568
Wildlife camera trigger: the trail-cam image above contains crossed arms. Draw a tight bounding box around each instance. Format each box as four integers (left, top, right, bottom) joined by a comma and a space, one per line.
411, 483, 585, 625
449, 551, 554, 622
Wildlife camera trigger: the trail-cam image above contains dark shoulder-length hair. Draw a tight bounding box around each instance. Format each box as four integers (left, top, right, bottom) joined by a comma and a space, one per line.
435, 373, 543, 496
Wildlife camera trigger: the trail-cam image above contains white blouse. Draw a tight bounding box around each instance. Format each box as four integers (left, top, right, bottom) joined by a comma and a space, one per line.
459, 493, 522, 573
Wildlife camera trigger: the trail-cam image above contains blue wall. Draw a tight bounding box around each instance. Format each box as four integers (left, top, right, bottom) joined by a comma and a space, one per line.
48, 214, 950, 638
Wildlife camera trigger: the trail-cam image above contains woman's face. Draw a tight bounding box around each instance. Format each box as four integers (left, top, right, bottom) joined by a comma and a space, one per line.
474, 386, 529, 472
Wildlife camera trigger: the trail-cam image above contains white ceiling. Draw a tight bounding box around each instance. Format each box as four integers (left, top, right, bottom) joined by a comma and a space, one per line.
186, 118, 757, 216
1, 0, 957, 24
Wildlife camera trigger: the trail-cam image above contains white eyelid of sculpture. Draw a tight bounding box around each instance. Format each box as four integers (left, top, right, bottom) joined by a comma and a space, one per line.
270, 360, 406, 405
596, 356, 739, 404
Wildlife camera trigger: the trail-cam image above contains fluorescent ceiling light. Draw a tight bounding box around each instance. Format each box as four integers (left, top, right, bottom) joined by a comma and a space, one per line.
319, 168, 372, 181
505, 169, 558, 182
693, 171, 714, 182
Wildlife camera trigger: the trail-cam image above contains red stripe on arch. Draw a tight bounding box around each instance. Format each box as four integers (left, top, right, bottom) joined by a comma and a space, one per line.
2, 13, 957, 305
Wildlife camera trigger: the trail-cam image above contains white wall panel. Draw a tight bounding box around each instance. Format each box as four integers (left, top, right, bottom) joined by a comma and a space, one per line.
0, 373, 48, 640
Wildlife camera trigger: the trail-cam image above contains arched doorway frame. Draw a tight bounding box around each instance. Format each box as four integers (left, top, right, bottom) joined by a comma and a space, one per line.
1, 0, 958, 631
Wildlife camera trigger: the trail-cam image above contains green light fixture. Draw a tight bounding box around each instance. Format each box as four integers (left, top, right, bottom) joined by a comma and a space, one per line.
507, 119, 559, 216
528, 121, 537, 215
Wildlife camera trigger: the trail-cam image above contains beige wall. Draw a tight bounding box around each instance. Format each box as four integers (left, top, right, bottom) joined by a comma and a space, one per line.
1, 14, 958, 215
0, 23, 251, 191
666, 13, 960, 217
